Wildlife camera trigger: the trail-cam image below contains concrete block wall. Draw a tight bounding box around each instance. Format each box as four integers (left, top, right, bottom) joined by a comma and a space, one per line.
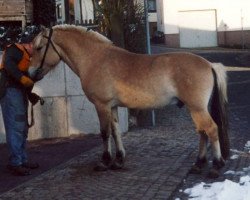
0, 61, 128, 143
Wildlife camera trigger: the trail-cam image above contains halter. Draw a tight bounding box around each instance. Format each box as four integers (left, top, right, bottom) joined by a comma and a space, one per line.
38, 28, 61, 71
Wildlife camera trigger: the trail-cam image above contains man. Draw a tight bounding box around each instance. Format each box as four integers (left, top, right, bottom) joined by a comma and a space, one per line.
0, 35, 40, 176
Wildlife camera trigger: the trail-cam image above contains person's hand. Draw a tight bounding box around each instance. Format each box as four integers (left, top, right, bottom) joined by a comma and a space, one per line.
20, 76, 34, 88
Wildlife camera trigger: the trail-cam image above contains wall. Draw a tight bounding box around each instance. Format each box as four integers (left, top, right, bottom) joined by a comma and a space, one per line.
55, 0, 66, 24
158, 0, 250, 48
0, 0, 33, 28
0, 57, 128, 143
74, 0, 94, 23
56, 0, 94, 24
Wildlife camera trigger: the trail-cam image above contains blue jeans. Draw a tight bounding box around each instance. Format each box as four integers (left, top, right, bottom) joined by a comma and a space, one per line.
0, 87, 28, 166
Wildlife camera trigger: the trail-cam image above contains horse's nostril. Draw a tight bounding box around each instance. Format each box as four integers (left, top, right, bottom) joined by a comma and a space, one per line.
28, 66, 38, 78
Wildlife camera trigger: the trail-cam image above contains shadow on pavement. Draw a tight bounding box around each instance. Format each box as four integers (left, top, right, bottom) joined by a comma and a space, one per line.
0, 134, 101, 194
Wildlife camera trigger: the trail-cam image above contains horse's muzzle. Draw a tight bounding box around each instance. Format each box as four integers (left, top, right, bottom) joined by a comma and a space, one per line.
28, 67, 44, 81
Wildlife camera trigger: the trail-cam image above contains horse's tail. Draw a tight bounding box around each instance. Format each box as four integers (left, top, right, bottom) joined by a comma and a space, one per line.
210, 63, 230, 159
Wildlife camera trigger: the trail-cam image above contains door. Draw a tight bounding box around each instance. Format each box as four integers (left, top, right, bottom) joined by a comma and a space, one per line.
179, 10, 217, 48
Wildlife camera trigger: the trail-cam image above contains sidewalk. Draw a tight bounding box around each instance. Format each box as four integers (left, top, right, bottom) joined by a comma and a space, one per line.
0, 134, 101, 194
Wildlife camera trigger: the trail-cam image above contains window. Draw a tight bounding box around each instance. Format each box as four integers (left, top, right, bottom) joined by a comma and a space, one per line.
68, 0, 75, 23
148, 0, 156, 13
57, 4, 62, 19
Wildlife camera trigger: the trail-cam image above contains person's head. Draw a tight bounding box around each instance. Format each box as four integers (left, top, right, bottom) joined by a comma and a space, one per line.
19, 35, 35, 56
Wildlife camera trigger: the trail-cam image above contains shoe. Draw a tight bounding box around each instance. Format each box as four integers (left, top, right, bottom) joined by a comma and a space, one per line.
22, 161, 39, 169
7, 165, 31, 176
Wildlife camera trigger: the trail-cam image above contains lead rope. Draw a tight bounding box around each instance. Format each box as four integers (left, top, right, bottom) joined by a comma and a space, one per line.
28, 105, 34, 128
28, 98, 45, 128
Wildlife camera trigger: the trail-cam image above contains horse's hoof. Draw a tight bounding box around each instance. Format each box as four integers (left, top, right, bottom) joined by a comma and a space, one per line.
213, 158, 225, 169
93, 162, 109, 171
110, 161, 124, 170
110, 151, 125, 170
93, 151, 112, 171
208, 168, 220, 178
189, 165, 202, 174
189, 157, 207, 174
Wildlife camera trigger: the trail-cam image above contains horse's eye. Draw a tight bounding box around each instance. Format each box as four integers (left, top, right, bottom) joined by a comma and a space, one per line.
36, 47, 43, 51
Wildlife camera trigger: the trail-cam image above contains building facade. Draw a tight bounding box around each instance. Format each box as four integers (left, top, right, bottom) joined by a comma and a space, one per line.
55, 0, 94, 24
157, 0, 250, 48
0, 0, 33, 29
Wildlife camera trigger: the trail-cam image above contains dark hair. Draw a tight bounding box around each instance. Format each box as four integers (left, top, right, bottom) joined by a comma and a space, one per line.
19, 34, 36, 43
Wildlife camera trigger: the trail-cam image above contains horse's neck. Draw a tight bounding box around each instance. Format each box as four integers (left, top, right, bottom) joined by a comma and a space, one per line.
60, 52, 79, 75
58, 38, 105, 80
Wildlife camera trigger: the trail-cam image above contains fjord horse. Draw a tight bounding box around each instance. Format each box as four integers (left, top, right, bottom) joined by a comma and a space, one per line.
29, 25, 229, 178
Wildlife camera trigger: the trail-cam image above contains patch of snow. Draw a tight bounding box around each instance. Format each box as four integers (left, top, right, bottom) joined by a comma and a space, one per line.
245, 141, 250, 148
224, 170, 245, 176
224, 170, 236, 175
184, 177, 250, 200
230, 154, 239, 160
184, 145, 250, 200
243, 166, 250, 174
230, 149, 244, 154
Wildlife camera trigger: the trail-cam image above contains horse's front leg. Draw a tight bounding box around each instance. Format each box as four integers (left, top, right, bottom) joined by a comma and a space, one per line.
94, 104, 113, 171
110, 107, 126, 170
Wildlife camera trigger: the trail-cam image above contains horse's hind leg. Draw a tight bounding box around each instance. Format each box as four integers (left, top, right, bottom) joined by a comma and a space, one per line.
110, 107, 126, 170
190, 109, 225, 178
94, 104, 113, 171
190, 131, 208, 174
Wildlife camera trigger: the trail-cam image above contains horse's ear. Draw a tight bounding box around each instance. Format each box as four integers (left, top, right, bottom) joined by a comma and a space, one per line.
40, 25, 47, 33
33, 26, 47, 47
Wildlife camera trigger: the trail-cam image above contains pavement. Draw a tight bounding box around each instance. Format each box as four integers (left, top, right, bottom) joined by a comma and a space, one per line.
0, 45, 249, 199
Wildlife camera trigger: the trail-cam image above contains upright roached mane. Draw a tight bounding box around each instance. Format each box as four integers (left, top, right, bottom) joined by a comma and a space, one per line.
34, 25, 112, 50
29, 25, 229, 178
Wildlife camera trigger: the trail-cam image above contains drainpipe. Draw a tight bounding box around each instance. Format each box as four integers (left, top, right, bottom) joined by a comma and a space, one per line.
144, 0, 151, 55
79, 0, 83, 24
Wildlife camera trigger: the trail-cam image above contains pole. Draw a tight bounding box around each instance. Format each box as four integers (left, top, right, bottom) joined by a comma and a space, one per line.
79, 0, 83, 24
241, 9, 245, 49
144, 0, 151, 54
144, 0, 155, 126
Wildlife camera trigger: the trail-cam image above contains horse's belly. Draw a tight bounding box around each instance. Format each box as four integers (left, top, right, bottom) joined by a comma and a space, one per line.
117, 91, 174, 109
114, 78, 177, 109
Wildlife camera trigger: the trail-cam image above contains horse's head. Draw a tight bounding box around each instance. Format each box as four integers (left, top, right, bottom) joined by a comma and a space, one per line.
29, 27, 61, 81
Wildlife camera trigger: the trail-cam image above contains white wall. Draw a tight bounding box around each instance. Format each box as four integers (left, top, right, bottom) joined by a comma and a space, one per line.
55, 0, 66, 24
149, 13, 157, 23
158, 0, 250, 34
74, 0, 94, 23
179, 10, 218, 48
56, 0, 94, 24
0, 59, 128, 143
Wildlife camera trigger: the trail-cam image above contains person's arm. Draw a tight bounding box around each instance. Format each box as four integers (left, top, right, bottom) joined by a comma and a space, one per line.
4, 44, 34, 87
4, 44, 23, 81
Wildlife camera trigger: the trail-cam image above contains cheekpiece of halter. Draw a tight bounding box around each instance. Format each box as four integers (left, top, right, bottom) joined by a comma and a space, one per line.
38, 28, 54, 70
33, 28, 54, 81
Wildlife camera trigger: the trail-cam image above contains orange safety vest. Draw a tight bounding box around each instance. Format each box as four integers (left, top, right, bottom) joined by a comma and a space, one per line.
0, 43, 31, 72
0, 51, 5, 70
